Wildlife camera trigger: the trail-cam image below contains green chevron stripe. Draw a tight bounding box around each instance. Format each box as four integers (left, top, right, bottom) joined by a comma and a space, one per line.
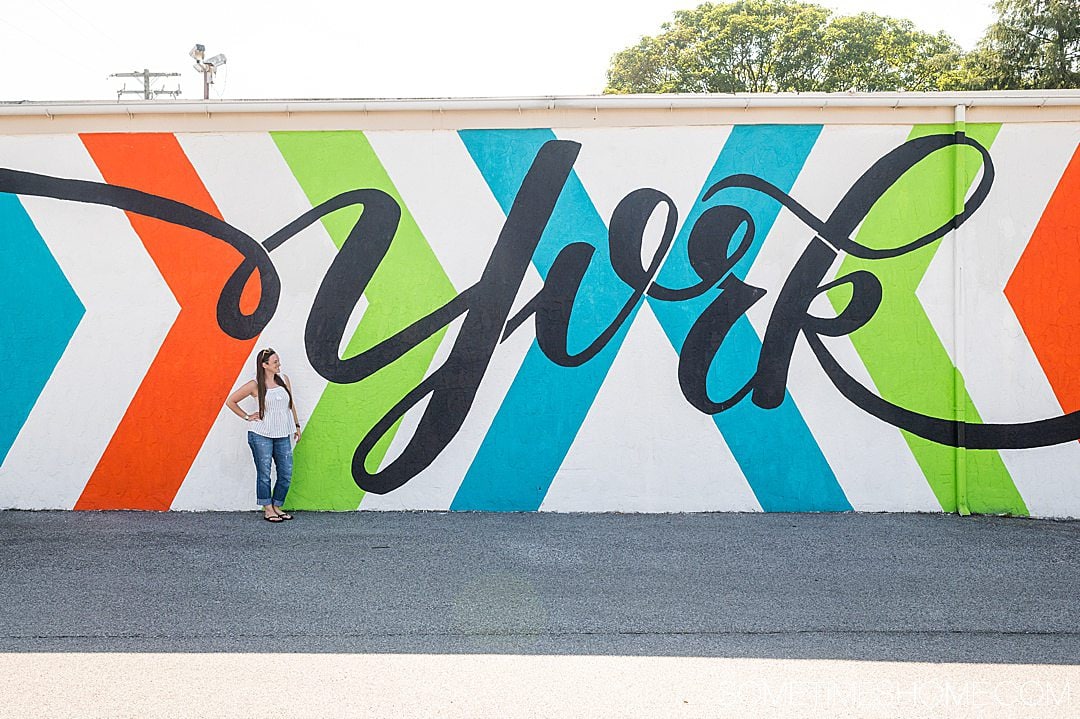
273, 131, 456, 510
832, 124, 1027, 515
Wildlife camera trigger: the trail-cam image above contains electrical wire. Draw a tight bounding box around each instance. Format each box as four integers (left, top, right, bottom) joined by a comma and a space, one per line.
215, 63, 229, 99
0, 13, 88, 69
51, 0, 127, 47
37, 0, 181, 99
36, 0, 86, 38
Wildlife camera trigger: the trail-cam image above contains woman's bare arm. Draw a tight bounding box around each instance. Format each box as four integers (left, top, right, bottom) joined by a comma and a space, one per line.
225, 380, 258, 420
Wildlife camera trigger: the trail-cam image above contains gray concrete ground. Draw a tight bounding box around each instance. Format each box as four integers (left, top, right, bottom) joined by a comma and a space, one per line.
0, 511, 1077, 717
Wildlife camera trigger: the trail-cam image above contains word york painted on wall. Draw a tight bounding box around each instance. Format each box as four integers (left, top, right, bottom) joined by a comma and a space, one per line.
3, 133, 1078, 497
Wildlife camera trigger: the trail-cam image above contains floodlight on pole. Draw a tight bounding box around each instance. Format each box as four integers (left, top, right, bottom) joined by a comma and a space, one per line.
190, 44, 226, 100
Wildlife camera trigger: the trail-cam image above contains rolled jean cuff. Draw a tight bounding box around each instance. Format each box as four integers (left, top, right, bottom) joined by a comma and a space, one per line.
272, 500, 285, 507
257, 497, 273, 506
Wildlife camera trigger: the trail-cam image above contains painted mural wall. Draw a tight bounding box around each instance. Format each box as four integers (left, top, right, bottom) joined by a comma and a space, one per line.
2, 117, 1079, 516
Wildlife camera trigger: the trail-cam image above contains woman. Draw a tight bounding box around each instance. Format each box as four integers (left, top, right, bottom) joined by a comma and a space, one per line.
226, 348, 302, 522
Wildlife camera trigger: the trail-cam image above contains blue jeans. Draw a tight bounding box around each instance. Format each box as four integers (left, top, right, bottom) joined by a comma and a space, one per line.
247, 432, 293, 507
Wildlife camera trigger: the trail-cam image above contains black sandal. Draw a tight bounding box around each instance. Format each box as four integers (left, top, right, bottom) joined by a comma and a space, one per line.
274, 510, 293, 520
263, 514, 284, 523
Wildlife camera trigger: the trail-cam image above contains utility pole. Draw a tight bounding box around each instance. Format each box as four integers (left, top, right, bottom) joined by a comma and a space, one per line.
109, 69, 181, 100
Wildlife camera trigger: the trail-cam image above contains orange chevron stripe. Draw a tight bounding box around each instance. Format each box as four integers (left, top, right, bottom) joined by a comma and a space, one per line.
76, 133, 259, 510
1006, 143, 1080, 414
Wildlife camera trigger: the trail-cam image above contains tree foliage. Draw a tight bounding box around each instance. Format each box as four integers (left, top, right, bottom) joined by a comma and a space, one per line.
605, 0, 1080, 93
961, 0, 1080, 89
605, 0, 963, 94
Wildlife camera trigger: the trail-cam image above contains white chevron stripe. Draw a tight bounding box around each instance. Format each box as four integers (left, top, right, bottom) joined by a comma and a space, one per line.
917, 128, 1013, 370
172, 133, 339, 510
745, 125, 940, 511
540, 125, 760, 512
945, 124, 1080, 518
359, 130, 537, 510
0, 134, 179, 509
546, 301, 760, 512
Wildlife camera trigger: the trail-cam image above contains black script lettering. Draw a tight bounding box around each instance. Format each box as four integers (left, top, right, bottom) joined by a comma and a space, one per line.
660, 201, 763, 413
678, 275, 767, 413
0, 167, 279, 339
346, 139, 582, 493
686, 132, 998, 431
655, 204, 756, 301
753, 238, 882, 410
5, 129, 1080, 502
513, 188, 679, 367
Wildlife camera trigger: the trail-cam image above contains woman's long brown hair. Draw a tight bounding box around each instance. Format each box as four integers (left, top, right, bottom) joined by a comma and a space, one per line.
256, 348, 294, 418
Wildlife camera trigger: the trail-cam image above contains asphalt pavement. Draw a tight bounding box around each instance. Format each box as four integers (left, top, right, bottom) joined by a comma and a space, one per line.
1, 511, 1078, 717
0, 510, 1076, 661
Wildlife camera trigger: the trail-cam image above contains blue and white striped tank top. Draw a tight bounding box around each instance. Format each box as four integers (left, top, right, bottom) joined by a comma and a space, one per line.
249, 386, 293, 438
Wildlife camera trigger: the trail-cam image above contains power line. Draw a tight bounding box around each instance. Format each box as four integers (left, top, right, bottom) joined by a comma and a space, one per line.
36, 0, 87, 38
213, 63, 229, 99
0, 14, 87, 68
50, 0, 126, 47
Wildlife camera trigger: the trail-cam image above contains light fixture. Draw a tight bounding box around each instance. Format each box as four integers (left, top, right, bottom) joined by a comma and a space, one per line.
189, 43, 226, 100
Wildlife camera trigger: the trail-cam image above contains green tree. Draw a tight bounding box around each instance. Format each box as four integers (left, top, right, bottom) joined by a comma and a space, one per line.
605, 0, 964, 93
816, 14, 963, 92
961, 0, 1080, 89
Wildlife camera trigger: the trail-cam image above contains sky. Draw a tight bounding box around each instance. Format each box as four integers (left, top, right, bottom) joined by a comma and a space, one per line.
1, 0, 996, 102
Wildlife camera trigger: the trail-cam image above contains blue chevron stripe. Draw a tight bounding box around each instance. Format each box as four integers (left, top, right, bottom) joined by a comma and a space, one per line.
0, 193, 84, 466
452, 129, 640, 510
647, 124, 850, 511
454, 126, 848, 512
